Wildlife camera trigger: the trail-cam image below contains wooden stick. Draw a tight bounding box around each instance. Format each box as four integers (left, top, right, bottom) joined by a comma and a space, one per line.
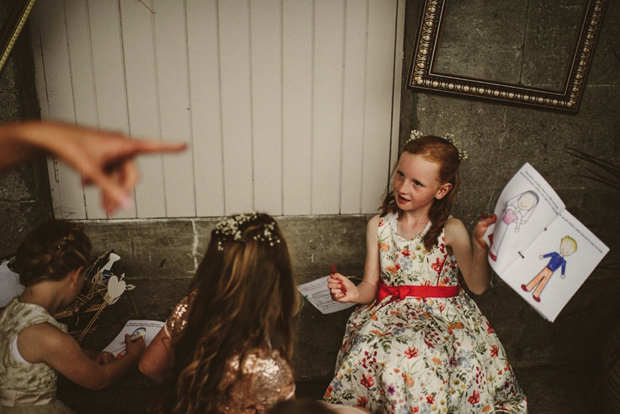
139, 0, 156, 14
78, 302, 107, 342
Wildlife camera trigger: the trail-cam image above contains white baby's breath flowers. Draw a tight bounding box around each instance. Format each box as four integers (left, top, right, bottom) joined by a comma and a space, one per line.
214, 212, 281, 251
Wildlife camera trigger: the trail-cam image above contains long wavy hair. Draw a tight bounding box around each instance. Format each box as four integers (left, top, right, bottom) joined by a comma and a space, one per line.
11, 220, 92, 286
380, 135, 461, 251
154, 213, 297, 414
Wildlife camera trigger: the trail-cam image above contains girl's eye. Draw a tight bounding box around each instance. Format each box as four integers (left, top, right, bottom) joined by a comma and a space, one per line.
414, 180, 422, 187
396, 171, 404, 178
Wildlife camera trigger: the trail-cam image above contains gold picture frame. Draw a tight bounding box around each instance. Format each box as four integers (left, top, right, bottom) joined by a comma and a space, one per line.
408, 0, 607, 112
0, 0, 37, 73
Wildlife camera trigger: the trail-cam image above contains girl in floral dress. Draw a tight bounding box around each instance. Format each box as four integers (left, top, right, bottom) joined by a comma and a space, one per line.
325, 134, 527, 413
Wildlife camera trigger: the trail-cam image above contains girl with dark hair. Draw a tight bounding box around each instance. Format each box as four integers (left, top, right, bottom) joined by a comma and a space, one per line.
0, 220, 145, 414
325, 134, 527, 413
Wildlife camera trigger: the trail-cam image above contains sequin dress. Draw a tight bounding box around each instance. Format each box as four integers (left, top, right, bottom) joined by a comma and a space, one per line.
0, 299, 76, 414
166, 295, 296, 413
324, 213, 528, 414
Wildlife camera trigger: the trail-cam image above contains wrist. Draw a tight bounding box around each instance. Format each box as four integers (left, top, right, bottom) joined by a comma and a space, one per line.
124, 350, 142, 360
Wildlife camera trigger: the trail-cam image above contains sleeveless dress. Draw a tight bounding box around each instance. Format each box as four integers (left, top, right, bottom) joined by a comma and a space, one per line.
324, 213, 528, 414
0, 299, 76, 414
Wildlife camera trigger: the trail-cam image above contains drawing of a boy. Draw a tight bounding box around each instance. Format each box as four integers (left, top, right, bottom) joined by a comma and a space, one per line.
521, 236, 577, 302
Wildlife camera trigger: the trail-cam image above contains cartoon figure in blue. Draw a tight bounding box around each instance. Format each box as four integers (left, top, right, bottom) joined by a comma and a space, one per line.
521, 236, 577, 302
489, 190, 539, 261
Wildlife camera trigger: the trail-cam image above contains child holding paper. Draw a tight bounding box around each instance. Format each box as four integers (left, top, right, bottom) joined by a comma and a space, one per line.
325, 133, 527, 413
0, 220, 145, 414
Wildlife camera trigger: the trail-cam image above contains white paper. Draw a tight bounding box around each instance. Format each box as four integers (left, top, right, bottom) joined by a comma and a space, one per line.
483, 163, 609, 322
500, 210, 609, 322
103, 319, 165, 358
484, 162, 566, 276
297, 275, 356, 314
0, 260, 24, 308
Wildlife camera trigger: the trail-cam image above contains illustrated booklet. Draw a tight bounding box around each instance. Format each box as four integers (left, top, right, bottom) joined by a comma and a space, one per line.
483, 163, 609, 322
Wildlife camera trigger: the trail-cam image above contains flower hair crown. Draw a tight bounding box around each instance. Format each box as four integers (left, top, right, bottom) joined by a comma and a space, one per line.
214, 212, 281, 251
408, 130, 468, 160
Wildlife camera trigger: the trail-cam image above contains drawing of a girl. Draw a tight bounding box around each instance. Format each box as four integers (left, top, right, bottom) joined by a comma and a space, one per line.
489, 190, 539, 261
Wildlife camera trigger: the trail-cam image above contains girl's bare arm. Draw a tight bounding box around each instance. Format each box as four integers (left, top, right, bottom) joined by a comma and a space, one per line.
18, 323, 145, 390
328, 215, 381, 305
444, 215, 496, 295
138, 327, 173, 384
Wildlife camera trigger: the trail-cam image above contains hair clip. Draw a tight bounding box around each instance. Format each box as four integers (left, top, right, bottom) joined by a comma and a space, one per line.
408, 130, 468, 160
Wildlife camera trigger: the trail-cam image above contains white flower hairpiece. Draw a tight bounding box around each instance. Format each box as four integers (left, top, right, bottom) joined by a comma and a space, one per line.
214, 212, 281, 251
408, 130, 468, 160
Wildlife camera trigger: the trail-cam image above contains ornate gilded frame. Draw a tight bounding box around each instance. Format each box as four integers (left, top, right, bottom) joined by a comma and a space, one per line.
408, 0, 607, 112
0, 0, 37, 73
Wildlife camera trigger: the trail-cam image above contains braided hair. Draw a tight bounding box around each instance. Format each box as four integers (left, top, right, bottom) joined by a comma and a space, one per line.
12, 220, 92, 287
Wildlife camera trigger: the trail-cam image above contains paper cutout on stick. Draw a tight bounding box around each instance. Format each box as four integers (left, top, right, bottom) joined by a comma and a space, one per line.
104, 275, 126, 305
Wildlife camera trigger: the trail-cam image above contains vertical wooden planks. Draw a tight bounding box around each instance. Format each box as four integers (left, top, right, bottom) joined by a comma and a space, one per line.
33, 0, 86, 220
187, 0, 225, 217
390, 0, 406, 173
30, 4, 62, 219
361, 0, 398, 213
153, 0, 196, 217
312, 0, 345, 215
32, 0, 403, 220
282, 0, 313, 216
64, 0, 102, 219
340, 0, 368, 214
219, 0, 253, 214
120, 0, 167, 219
250, 0, 283, 215
86, 0, 135, 219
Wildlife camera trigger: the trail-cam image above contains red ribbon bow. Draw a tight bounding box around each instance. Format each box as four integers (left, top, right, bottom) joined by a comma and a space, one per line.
376, 283, 459, 304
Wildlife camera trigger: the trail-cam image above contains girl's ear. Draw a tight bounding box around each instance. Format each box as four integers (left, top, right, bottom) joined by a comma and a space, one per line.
435, 183, 453, 200
70, 266, 85, 286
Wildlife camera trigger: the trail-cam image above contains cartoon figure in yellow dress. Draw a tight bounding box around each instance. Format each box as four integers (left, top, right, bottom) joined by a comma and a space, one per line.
522, 236, 577, 302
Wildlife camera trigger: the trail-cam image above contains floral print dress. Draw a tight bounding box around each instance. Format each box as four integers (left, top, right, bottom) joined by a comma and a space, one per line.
324, 213, 527, 414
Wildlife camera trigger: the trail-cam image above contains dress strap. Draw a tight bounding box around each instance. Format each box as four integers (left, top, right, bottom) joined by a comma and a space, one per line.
376, 283, 459, 304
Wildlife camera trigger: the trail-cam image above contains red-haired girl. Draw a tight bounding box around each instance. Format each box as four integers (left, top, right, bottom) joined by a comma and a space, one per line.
325, 134, 527, 413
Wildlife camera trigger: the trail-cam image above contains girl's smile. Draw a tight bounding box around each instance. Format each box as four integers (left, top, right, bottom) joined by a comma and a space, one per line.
393, 152, 450, 213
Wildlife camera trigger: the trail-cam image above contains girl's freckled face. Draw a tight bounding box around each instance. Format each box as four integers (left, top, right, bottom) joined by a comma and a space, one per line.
393, 152, 444, 212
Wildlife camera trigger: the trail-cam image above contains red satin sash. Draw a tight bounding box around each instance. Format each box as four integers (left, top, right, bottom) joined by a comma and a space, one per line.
377, 283, 459, 303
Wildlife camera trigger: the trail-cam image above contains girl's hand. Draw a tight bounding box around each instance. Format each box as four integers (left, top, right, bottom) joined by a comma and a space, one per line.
473, 214, 497, 251
124, 334, 146, 358
0, 121, 187, 214
94, 352, 115, 365
327, 273, 357, 303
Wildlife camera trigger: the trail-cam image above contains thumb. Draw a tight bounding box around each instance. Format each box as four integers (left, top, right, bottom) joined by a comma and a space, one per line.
82, 166, 128, 214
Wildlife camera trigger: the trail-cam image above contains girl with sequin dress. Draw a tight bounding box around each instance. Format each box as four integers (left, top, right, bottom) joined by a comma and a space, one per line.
141, 213, 367, 414
324, 135, 528, 413
0, 220, 145, 414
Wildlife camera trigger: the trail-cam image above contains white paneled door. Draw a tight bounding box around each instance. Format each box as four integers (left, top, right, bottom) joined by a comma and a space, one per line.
30, 0, 404, 219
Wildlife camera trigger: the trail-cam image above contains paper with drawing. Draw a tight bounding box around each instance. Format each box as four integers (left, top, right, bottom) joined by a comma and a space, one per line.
103, 319, 164, 358
484, 163, 608, 322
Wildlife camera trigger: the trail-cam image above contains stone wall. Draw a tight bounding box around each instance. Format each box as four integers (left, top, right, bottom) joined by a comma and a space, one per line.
0, 2, 52, 257
399, 1, 620, 413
